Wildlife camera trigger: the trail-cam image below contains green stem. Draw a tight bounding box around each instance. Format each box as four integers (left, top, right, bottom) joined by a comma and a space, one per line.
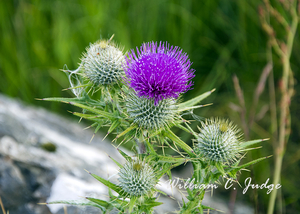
267, 4, 298, 214
268, 153, 283, 214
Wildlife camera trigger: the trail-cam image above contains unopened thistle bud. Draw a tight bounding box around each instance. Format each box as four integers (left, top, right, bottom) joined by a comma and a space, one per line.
81, 36, 125, 86
126, 90, 177, 130
195, 118, 242, 163
118, 160, 156, 197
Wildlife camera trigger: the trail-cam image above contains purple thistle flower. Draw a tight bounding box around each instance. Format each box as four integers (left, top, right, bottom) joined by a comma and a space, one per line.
124, 41, 195, 104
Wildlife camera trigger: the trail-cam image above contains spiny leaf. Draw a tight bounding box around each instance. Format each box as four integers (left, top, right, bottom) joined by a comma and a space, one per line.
163, 129, 195, 157
177, 103, 213, 112
156, 163, 173, 178
145, 139, 156, 154
86, 197, 111, 208
143, 128, 163, 141
154, 155, 186, 163
176, 123, 198, 138
86, 170, 123, 195
202, 205, 224, 212
117, 149, 132, 162
115, 124, 137, 140
108, 119, 121, 134
108, 154, 123, 168
69, 102, 116, 119
229, 155, 272, 176
177, 89, 215, 110
142, 201, 163, 208
72, 112, 99, 119
215, 162, 226, 177
42, 97, 84, 103
240, 138, 269, 148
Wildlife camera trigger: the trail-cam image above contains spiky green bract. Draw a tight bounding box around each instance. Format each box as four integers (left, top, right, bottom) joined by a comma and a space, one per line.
118, 160, 157, 197
195, 118, 242, 164
126, 90, 178, 130
81, 39, 125, 86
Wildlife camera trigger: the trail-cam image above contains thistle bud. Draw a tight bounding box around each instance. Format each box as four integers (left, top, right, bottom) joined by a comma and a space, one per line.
81, 36, 125, 86
126, 90, 177, 130
195, 118, 242, 164
118, 160, 156, 197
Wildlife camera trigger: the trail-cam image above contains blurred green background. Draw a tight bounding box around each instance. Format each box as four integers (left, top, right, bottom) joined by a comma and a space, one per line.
0, 0, 299, 213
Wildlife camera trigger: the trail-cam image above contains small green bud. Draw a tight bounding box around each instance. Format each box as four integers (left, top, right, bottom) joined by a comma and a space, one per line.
81, 36, 125, 86
195, 118, 242, 164
118, 160, 156, 197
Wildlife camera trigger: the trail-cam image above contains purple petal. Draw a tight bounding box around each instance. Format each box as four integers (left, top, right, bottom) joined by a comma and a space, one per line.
124, 41, 195, 104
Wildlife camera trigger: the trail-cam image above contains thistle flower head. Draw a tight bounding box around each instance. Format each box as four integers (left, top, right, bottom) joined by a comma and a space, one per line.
124, 41, 195, 104
126, 89, 177, 130
195, 118, 242, 164
81, 37, 125, 86
118, 160, 156, 197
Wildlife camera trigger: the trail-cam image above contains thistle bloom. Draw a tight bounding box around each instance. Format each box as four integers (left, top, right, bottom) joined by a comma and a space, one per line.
81, 38, 125, 86
124, 41, 195, 104
195, 118, 242, 164
118, 160, 156, 197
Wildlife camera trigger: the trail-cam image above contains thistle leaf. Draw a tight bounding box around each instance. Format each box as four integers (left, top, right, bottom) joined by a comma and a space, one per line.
108, 119, 121, 134
240, 138, 269, 148
117, 149, 132, 162
163, 129, 194, 157
87, 171, 123, 195
69, 102, 116, 119
202, 205, 220, 212
177, 89, 215, 110
115, 124, 137, 139
154, 155, 186, 164
108, 155, 123, 168
229, 155, 272, 176
85, 197, 111, 208
215, 162, 226, 177
42, 97, 84, 103
143, 201, 163, 208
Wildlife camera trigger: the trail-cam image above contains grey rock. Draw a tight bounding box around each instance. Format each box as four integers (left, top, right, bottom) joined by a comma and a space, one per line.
0, 94, 254, 214
0, 94, 180, 214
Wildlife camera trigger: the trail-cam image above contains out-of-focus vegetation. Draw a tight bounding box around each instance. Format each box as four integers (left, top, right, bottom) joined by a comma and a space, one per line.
0, 0, 299, 213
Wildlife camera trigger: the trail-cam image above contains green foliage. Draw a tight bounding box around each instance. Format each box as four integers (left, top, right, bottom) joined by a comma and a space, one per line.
42, 58, 268, 213
0, 0, 270, 112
